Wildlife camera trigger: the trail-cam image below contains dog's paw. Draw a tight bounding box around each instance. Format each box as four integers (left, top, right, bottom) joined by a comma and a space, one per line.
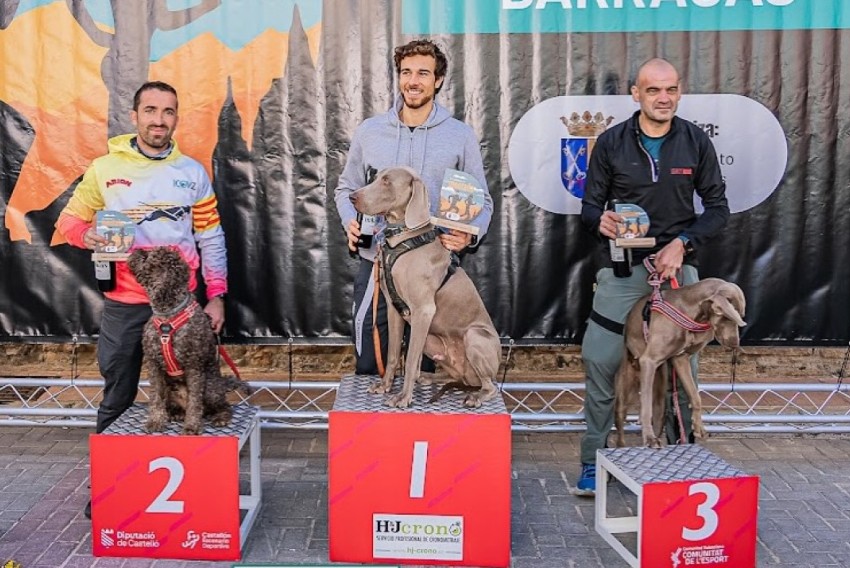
210, 410, 232, 427
693, 424, 708, 440
463, 394, 482, 409
368, 381, 391, 394
644, 436, 663, 449
416, 372, 435, 386
145, 419, 165, 433
183, 421, 203, 435
167, 408, 185, 421
386, 393, 412, 408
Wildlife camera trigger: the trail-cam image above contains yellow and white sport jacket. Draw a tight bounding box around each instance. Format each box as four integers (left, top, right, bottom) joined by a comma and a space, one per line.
56, 134, 227, 304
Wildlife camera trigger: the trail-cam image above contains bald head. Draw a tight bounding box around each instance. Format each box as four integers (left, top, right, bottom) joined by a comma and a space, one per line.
635, 58, 680, 87
631, 58, 681, 136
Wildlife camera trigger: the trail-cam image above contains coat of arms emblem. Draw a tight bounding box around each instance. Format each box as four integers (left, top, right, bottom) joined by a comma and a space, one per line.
560, 111, 613, 198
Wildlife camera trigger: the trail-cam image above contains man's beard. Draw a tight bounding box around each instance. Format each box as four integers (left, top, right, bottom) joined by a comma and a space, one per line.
402, 91, 433, 110
141, 129, 171, 150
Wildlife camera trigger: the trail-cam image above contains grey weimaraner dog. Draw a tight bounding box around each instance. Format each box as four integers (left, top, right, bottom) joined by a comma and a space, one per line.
613, 278, 746, 448
351, 166, 500, 409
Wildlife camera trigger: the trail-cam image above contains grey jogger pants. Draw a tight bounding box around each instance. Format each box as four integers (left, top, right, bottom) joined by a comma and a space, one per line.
579, 264, 699, 465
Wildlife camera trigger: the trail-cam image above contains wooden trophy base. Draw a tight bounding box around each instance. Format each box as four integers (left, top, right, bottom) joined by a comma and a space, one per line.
91, 252, 130, 261
615, 237, 656, 249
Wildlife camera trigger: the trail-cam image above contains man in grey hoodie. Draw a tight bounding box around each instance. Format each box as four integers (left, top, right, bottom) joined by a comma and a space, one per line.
334, 39, 493, 376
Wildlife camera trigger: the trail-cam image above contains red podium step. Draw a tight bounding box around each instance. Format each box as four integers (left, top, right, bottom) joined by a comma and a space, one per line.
596, 444, 759, 568
89, 403, 261, 561
329, 375, 511, 567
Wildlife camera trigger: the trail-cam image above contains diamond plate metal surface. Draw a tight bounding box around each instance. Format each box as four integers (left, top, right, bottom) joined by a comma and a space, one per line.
599, 444, 748, 484
333, 374, 508, 414
102, 403, 260, 437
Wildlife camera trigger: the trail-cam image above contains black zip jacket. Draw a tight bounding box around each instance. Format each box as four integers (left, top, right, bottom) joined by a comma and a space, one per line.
581, 111, 729, 266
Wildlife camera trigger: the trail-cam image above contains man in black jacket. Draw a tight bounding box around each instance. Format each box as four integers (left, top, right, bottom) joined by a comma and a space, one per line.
575, 58, 730, 495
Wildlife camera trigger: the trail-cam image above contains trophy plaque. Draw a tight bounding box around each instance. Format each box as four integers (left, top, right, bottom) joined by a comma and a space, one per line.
613, 203, 655, 249
431, 169, 486, 236
91, 210, 136, 261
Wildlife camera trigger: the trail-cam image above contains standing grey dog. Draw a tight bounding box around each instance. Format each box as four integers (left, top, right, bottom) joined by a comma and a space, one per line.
351, 167, 501, 409
127, 247, 250, 435
613, 278, 746, 449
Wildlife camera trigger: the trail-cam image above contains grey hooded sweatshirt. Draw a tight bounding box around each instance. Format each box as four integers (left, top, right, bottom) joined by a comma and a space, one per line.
334, 97, 493, 261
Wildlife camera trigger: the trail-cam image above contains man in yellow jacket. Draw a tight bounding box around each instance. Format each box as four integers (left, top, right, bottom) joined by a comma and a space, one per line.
55, 81, 228, 518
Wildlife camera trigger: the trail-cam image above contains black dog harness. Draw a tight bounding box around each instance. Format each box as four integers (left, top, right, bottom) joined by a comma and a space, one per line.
151, 296, 199, 377
380, 225, 459, 318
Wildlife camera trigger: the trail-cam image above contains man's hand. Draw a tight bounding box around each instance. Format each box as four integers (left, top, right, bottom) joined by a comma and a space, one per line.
346, 218, 361, 252
205, 296, 225, 334
439, 229, 472, 252
598, 210, 622, 240
654, 239, 685, 281
82, 228, 109, 251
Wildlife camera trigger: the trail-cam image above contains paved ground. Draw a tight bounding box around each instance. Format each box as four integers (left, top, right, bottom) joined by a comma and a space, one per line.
0, 425, 849, 568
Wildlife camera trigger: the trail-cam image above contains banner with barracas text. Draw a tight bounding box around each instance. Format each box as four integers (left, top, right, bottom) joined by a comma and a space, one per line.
0, 0, 847, 344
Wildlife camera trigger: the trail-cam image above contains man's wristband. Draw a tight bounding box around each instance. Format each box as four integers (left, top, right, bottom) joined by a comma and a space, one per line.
677, 234, 694, 253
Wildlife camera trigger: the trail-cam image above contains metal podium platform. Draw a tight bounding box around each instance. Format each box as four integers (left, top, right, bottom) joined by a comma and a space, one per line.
329, 375, 512, 566
334, 374, 508, 414
102, 403, 262, 548
596, 444, 753, 567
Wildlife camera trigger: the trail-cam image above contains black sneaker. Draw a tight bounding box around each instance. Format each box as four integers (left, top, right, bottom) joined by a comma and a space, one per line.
84, 500, 92, 519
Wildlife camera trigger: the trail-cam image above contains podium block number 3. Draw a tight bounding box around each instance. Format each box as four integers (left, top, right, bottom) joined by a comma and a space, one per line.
147, 457, 185, 514
409, 441, 428, 499
683, 482, 719, 541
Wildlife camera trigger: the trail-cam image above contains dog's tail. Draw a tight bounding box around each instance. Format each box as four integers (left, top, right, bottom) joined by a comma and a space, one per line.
223, 376, 254, 395
428, 381, 478, 404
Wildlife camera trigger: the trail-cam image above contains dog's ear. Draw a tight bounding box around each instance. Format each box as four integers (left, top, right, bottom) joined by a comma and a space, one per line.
404, 177, 431, 229
126, 249, 147, 279
710, 294, 746, 327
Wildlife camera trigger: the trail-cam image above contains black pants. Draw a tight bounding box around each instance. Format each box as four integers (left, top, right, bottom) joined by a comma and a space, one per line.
351, 258, 434, 376
95, 299, 151, 433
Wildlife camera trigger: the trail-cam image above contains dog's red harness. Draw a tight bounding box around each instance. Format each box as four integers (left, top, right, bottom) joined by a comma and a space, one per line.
152, 300, 199, 377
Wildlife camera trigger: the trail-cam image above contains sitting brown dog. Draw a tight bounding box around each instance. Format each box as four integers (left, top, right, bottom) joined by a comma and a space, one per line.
613, 278, 746, 448
127, 247, 250, 435
351, 167, 501, 409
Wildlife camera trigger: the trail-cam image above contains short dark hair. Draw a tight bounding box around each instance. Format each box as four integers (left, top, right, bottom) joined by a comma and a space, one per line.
132, 81, 178, 111
393, 39, 448, 93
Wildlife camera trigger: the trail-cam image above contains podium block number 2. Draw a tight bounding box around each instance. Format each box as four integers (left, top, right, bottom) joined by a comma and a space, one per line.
147, 457, 185, 514
683, 482, 719, 541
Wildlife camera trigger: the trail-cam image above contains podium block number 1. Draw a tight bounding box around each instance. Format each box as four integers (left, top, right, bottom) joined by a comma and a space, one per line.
409, 441, 428, 498
147, 457, 185, 514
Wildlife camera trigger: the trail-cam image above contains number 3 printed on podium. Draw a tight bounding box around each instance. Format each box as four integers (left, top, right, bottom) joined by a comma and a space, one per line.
147, 457, 186, 514
683, 481, 720, 541
410, 442, 429, 499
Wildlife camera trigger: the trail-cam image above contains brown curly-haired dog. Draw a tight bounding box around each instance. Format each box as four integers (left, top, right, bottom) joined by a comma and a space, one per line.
127, 247, 250, 435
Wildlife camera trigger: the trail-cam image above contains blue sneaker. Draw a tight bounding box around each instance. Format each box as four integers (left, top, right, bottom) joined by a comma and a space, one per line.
575, 463, 596, 496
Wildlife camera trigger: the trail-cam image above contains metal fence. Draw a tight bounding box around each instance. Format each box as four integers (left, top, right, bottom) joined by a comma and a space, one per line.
1, 377, 849, 433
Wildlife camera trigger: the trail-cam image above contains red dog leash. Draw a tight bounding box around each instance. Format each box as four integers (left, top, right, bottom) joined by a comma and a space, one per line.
667, 276, 688, 444
642, 257, 693, 445
217, 343, 241, 380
